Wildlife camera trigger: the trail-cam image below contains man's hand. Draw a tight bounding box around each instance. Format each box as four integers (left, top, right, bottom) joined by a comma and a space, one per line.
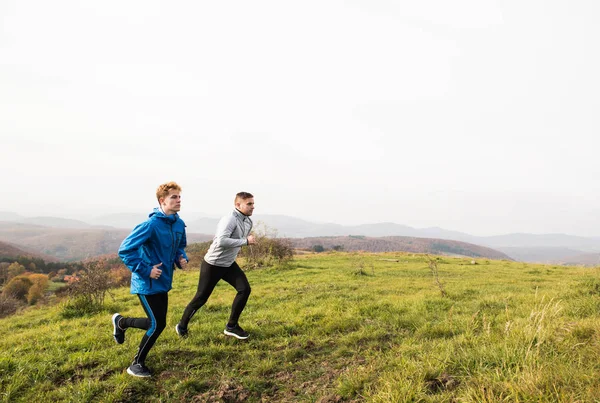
150, 262, 163, 279
179, 255, 188, 270
247, 235, 257, 245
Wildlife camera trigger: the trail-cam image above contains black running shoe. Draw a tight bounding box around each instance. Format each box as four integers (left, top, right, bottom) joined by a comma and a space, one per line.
224, 324, 249, 340
112, 313, 125, 344
175, 323, 188, 338
126, 363, 152, 378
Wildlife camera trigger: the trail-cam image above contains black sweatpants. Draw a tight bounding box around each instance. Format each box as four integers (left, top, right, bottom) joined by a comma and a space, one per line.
120, 292, 168, 365
179, 259, 251, 329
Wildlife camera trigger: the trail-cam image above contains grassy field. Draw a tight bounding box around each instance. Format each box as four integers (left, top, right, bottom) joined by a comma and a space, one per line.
1, 252, 599, 402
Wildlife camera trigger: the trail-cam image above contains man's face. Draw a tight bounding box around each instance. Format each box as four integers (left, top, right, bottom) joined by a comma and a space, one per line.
236, 197, 255, 216
160, 190, 181, 215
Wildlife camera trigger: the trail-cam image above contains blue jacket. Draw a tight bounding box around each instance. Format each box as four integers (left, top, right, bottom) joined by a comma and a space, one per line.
118, 208, 188, 295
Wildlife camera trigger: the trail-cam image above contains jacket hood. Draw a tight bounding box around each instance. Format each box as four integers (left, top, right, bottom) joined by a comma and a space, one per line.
149, 207, 179, 223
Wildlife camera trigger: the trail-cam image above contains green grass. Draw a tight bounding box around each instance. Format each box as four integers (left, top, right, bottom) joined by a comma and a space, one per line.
1, 253, 599, 402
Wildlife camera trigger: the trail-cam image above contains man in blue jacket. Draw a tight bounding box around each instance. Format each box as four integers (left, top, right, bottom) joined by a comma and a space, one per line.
112, 181, 188, 378
176, 191, 256, 340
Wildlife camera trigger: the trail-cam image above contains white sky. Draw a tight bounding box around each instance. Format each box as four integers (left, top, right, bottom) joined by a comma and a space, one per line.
1, 0, 599, 236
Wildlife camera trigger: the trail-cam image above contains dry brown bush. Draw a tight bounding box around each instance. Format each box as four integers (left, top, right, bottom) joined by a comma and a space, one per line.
185, 241, 212, 269
110, 266, 131, 287
68, 260, 113, 306
239, 223, 294, 269
0, 294, 23, 318
61, 259, 117, 317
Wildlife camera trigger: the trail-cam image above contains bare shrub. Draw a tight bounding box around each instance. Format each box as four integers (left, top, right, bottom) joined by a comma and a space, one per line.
350, 253, 375, 276
0, 294, 24, 318
185, 241, 212, 269
240, 223, 294, 269
61, 259, 115, 317
427, 255, 447, 297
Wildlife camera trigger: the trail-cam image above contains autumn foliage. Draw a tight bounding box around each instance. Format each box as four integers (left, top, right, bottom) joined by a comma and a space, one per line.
61, 257, 130, 317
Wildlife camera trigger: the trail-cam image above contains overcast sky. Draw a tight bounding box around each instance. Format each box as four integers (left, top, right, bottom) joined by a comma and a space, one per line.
1, 0, 599, 236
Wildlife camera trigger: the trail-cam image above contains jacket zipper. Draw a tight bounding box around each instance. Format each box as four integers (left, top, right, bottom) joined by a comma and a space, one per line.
170, 222, 175, 263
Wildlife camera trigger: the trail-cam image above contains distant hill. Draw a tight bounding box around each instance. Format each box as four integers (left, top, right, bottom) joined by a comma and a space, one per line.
249, 215, 423, 238
251, 217, 599, 251
560, 253, 600, 266
88, 212, 221, 231
0, 219, 509, 261
0, 221, 212, 262
0, 240, 58, 262
480, 233, 600, 252
19, 216, 94, 229
185, 217, 220, 234
189, 215, 447, 239
495, 247, 586, 264
481, 235, 600, 265
2, 211, 599, 264
291, 236, 512, 260
246, 217, 599, 264
87, 213, 149, 230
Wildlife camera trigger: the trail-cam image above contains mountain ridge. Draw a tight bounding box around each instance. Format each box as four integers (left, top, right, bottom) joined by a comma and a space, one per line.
291, 236, 512, 260
0, 211, 598, 264
0, 240, 59, 262
0, 221, 213, 262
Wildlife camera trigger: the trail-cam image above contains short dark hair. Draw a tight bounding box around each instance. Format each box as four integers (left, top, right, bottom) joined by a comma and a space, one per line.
235, 192, 254, 202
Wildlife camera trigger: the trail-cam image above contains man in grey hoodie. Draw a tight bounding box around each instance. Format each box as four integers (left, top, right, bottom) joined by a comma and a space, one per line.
176, 192, 256, 339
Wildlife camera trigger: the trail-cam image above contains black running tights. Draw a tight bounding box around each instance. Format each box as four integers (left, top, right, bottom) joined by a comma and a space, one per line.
120, 292, 168, 365
179, 260, 251, 329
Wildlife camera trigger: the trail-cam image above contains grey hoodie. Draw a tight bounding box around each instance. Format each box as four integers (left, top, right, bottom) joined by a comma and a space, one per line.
204, 209, 253, 267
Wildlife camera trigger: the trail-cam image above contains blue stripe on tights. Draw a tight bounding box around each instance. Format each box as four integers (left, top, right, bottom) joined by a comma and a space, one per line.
139, 294, 157, 337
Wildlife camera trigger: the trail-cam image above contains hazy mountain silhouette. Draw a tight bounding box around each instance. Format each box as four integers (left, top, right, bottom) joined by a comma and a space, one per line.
90, 212, 221, 231
0, 211, 24, 222
0, 239, 59, 262
479, 233, 600, 252
1, 211, 598, 264
18, 216, 93, 229
291, 236, 512, 260
0, 221, 212, 261
496, 247, 586, 263
185, 217, 220, 234
559, 253, 600, 266
87, 213, 148, 230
